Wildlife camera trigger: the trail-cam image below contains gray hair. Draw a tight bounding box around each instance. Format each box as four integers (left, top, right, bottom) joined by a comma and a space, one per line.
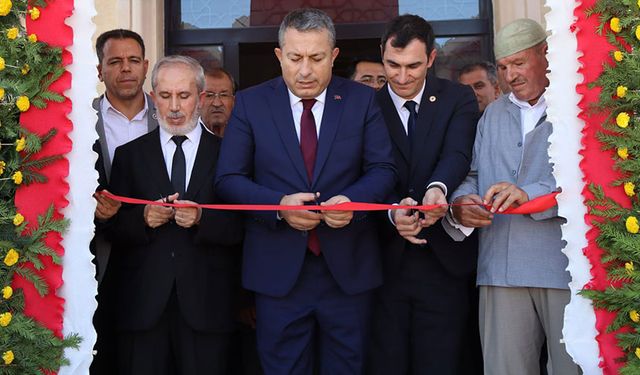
151, 55, 205, 92
459, 61, 498, 85
278, 8, 336, 48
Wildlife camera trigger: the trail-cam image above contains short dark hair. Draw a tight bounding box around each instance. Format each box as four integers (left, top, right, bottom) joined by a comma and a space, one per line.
381, 14, 435, 56
96, 29, 145, 64
278, 8, 336, 48
202, 66, 237, 94
459, 61, 498, 85
346, 56, 383, 79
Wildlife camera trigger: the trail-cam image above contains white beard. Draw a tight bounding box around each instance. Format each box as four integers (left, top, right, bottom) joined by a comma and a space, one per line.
158, 108, 200, 136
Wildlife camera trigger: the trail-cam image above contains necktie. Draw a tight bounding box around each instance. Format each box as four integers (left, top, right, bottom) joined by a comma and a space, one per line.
171, 135, 187, 197
299, 99, 320, 256
404, 100, 417, 141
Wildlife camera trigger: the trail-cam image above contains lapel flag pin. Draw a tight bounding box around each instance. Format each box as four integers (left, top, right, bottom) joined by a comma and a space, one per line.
429, 96, 436, 102
334, 94, 342, 100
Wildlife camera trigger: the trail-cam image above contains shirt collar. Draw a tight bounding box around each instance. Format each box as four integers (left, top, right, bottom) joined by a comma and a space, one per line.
159, 120, 203, 146
387, 79, 426, 113
101, 93, 149, 121
287, 87, 328, 107
508, 92, 547, 110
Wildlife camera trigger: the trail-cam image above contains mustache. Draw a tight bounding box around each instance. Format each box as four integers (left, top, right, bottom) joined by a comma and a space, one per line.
167, 111, 184, 119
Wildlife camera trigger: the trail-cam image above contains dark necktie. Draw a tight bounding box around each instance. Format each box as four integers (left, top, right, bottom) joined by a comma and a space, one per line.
404, 100, 417, 141
299, 99, 320, 256
171, 135, 187, 197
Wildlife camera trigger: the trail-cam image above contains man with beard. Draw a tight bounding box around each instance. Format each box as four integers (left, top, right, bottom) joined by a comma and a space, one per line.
199, 67, 236, 137
91, 28, 158, 375
109, 55, 242, 375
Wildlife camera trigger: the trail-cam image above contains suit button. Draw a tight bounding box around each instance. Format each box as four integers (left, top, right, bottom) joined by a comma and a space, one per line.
171, 251, 175, 258
517, 141, 522, 147
409, 188, 415, 194
511, 170, 517, 176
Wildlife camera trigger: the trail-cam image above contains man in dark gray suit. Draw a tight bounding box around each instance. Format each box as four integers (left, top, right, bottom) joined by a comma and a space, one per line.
448, 19, 579, 375
91, 29, 158, 375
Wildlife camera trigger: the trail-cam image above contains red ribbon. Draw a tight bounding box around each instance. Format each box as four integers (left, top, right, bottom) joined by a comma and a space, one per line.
100, 191, 559, 214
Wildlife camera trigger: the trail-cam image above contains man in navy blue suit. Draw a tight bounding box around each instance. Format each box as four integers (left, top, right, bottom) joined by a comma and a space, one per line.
215, 8, 396, 374
370, 15, 480, 374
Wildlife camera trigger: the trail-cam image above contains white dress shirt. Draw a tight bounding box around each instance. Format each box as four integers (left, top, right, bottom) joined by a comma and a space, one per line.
288, 88, 327, 141
100, 94, 149, 162
158, 123, 202, 192
508, 92, 547, 144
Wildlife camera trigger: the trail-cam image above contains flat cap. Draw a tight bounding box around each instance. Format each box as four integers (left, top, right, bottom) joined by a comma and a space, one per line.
494, 18, 547, 61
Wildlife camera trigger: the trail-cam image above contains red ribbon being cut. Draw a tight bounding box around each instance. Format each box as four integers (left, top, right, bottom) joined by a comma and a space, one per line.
100, 191, 559, 215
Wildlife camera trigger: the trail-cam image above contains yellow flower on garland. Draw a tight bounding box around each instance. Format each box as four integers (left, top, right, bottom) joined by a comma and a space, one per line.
0, 56, 5, 71
3, 249, 18, 266
0, 161, 5, 175
0, 0, 11, 17
617, 147, 629, 159
636, 25, 640, 41
636, 347, 640, 360
14, 137, 24, 152
2, 286, 12, 300
15, 96, 29, 112
627, 217, 640, 234
11, 171, 22, 185
616, 112, 631, 128
0, 87, 4, 100
12, 213, 23, 226
631, 310, 640, 323
0, 312, 12, 327
626, 261, 635, 273
611, 17, 622, 33
1, 350, 12, 365
27, 33, 37, 43
20, 63, 29, 75
617, 86, 628, 98
614, 50, 624, 62
28, 6, 39, 20
625, 182, 636, 197
6, 27, 17, 40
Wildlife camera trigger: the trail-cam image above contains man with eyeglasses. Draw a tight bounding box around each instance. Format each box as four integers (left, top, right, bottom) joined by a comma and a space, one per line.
347, 56, 387, 91
199, 66, 236, 137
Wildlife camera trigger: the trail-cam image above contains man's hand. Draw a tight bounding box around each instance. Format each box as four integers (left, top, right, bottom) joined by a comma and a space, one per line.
144, 193, 178, 228
174, 200, 202, 228
420, 187, 448, 227
451, 194, 493, 228
320, 195, 353, 228
393, 197, 427, 245
483, 182, 529, 213
279, 193, 322, 231
94, 189, 121, 220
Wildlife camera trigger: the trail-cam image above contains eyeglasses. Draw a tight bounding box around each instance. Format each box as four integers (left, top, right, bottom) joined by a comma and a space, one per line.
358, 77, 387, 86
204, 91, 234, 100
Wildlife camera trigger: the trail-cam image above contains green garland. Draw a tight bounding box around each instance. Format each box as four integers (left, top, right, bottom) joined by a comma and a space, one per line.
0, 0, 80, 374
581, 0, 640, 373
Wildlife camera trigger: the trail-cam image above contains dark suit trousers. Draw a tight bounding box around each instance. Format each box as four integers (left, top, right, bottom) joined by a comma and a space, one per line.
370, 246, 470, 375
117, 287, 231, 375
255, 253, 373, 375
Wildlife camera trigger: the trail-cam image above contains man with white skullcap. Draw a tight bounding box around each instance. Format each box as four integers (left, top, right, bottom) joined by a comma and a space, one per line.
446, 18, 580, 374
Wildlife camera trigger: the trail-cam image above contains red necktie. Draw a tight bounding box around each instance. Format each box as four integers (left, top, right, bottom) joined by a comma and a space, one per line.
300, 99, 320, 256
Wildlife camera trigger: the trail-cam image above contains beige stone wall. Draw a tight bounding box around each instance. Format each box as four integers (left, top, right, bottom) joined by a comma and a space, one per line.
93, 0, 164, 94
493, 0, 548, 32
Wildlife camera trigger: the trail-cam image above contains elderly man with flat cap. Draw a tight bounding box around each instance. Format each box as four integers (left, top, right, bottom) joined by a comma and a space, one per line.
446, 19, 580, 375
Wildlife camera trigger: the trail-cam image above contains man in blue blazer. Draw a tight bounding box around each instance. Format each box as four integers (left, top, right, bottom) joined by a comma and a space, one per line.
370, 15, 480, 374
215, 8, 396, 375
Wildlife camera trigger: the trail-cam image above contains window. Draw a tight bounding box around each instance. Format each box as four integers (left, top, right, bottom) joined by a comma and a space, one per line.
166, 0, 493, 87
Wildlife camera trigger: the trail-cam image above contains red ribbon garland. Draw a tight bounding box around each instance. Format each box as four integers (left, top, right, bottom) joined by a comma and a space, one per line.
100, 191, 559, 214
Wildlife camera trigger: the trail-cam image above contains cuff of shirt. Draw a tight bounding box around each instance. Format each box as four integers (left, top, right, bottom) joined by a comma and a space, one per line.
427, 181, 447, 196
445, 209, 474, 237
387, 203, 399, 226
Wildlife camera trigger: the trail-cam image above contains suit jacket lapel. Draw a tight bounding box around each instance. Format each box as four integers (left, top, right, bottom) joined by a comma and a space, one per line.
312, 78, 343, 188
410, 78, 440, 176
142, 128, 175, 197
268, 79, 309, 186
145, 93, 159, 132
185, 126, 216, 199
378, 87, 410, 164
93, 96, 113, 182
